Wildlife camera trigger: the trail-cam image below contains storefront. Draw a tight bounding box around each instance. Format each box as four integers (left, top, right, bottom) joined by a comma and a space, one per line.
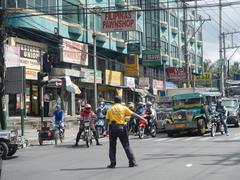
7, 37, 47, 116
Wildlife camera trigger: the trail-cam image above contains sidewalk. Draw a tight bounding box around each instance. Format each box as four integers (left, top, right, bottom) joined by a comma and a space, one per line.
7, 116, 80, 146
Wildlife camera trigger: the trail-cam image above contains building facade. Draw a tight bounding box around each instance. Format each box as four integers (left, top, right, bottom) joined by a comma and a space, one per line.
0, 0, 203, 117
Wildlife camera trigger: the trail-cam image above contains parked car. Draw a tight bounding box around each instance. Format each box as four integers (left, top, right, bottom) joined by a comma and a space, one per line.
221, 98, 240, 127
0, 129, 18, 159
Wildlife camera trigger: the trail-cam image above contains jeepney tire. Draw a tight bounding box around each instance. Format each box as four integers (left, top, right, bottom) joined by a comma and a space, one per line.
235, 120, 239, 127
7, 146, 18, 156
0, 142, 9, 160
197, 119, 206, 136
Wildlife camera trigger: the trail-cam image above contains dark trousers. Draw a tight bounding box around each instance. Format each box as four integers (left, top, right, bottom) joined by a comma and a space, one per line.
75, 125, 100, 145
109, 124, 136, 165
44, 102, 49, 117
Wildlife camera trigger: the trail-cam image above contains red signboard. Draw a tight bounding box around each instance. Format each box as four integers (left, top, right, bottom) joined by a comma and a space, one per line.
101, 11, 137, 32
166, 67, 187, 80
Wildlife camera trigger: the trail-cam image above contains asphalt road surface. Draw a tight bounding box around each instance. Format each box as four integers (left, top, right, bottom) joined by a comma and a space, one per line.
2, 127, 240, 180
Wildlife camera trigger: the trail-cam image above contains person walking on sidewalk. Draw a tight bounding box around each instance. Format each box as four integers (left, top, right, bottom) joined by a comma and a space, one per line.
106, 96, 146, 168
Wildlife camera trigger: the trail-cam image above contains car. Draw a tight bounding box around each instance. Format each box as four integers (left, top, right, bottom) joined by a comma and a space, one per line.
0, 129, 18, 159
221, 98, 240, 127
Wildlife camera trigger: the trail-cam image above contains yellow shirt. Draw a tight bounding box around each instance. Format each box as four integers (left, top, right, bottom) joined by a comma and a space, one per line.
106, 103, 133, 125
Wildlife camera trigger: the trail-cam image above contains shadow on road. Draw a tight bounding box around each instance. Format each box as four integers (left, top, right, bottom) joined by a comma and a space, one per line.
60, 166, 128, 171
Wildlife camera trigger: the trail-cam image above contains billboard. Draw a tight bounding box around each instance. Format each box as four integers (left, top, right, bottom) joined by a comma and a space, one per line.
125, 55, 139, 77
101, 11, 137, 32
80, 68, 102, 84
166, 67, 187, 80
61, 38, 88, 66
105, 70, 123, 86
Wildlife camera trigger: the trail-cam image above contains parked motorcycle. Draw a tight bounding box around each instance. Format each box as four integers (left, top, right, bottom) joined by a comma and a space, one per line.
210, 112, 224, 137
138, 113, 157, 139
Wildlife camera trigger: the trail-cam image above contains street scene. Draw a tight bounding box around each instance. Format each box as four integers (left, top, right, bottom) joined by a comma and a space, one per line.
1, 0, 240, 180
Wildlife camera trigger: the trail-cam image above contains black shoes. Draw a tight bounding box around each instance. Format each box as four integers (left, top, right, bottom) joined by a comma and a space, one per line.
96, 143, 102, 146
107, 164, 116, 168
129, 163, 138, 168
72, 143, 79, 147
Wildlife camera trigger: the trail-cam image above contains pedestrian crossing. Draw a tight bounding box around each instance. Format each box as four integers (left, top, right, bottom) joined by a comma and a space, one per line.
98, 133, 240, 143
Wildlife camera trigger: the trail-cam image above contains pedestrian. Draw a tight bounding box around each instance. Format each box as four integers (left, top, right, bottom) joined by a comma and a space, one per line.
106, 96, 146, 168
43, 92, 50, 117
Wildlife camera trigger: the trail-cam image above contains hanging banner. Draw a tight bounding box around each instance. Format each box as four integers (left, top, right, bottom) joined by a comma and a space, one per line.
138, 77, 150, 89
4, 45, 20, 68
80, 68, 102, 84
125, 55, 139, 77
61, 38, 88, 66
124, 76, 135, 88
101, 11, 137, 32
152, 79, 164, 90
105, 70, 123, 86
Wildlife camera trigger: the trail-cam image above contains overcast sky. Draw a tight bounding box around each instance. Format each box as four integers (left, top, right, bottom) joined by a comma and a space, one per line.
191, 0, 240, 63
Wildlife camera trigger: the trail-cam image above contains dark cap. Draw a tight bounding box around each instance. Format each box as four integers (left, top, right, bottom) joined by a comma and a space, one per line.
114, 96, 122, 103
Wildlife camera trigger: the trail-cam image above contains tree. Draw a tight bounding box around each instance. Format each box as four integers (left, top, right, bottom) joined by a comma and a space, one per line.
229, 61, 240, 79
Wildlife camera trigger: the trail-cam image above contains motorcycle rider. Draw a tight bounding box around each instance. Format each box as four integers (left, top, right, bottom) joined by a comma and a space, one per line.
145, 101, 157, 133
52, 104, 65, 134
135, 102, 146, 133
127, 102, 136, 134
95, 101, 107, 136
74, 104, 102, 146
216, 100, 229, 136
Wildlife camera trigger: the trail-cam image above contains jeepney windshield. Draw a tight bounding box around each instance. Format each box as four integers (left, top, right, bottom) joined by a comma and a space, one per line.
174, 98, 204, 107
222, 99, 238, 108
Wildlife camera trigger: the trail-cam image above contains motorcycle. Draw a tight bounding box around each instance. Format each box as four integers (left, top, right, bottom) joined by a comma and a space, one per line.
210, 112, 224, 137
82, 118, 94, 148
54, 121, 64, 145
95, 118, 105, 138
138, 112, 157, 139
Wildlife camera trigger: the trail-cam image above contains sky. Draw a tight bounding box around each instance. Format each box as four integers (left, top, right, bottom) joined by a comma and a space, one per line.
189, 0, 240, 63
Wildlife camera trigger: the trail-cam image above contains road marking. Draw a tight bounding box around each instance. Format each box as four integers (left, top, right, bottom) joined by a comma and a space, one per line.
142, 138, 152, 141
168, 138, 184, 142
155, 138, 169, 142
198, 137, 211, 141
183, 137, 197, 141
185, 164, 193, 167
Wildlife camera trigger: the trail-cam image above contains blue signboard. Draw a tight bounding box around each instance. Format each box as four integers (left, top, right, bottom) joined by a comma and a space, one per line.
127, 43, 141, 54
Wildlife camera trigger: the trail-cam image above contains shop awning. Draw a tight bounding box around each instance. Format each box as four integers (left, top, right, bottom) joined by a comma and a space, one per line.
134, 88, 147, 97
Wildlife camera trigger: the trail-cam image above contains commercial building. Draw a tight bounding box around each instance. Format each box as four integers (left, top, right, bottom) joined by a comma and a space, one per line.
0, 0, 203, 118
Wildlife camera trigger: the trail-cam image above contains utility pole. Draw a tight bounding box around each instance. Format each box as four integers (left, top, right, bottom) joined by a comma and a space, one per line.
182, 0, 190, 88
219, 0, 225, 96
92, 13, 98, 110
0, 9, 7, 129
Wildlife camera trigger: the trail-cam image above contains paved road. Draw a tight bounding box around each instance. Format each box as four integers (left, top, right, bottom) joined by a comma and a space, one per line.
2, 127, 240, 180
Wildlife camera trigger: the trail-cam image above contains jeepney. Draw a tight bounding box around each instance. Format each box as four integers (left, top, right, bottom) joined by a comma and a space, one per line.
165, 93, 209, 136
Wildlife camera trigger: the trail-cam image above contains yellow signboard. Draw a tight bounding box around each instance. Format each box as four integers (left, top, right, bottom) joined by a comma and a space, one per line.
105, 70, 123, 86
195, 72, 212, 82
125, 55, 139, 77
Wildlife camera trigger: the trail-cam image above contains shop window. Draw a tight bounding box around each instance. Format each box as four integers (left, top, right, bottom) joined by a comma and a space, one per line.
18, 0, 26, 8
63, 0, 79, 23
7, 0, 16, 8
170, 14, 178, 28
161, 40, 168, 54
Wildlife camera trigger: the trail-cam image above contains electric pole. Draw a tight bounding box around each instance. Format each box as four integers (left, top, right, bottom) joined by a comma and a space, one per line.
219, 0, 225, 96
0, 9, 7, 129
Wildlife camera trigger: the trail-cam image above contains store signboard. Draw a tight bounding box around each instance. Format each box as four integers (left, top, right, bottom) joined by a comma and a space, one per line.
101, 11, 137, 32
138, 77, 149, 89
4, 45, 20, 67
195, 72, 212, 82
105, 70, 123, 86
124, 76, 135, 88
125, 55, 139, 77
152, 79, 163, 90
166, 67, 187, 80
127, 42, 141, 54
61, 38, 88, 66
80, 68, 102, 84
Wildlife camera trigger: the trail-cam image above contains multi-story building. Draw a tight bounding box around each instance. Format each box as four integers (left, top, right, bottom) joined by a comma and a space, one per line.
141, 0, 203, 90
0, 0, 203, 118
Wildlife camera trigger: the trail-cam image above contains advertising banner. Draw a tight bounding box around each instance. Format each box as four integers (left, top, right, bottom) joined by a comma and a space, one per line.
61, 38, 88, 66
105, 70, 123, 86
152, 79, 163, 90
4, 45, 20, 68
101, 11, 137, 32
124, 76, 135, 88
166, 67, 187, 80
80, 68, 102, 84
195, 72, 212, 81
125, 55, 139, 77
138, 77, 149, 89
